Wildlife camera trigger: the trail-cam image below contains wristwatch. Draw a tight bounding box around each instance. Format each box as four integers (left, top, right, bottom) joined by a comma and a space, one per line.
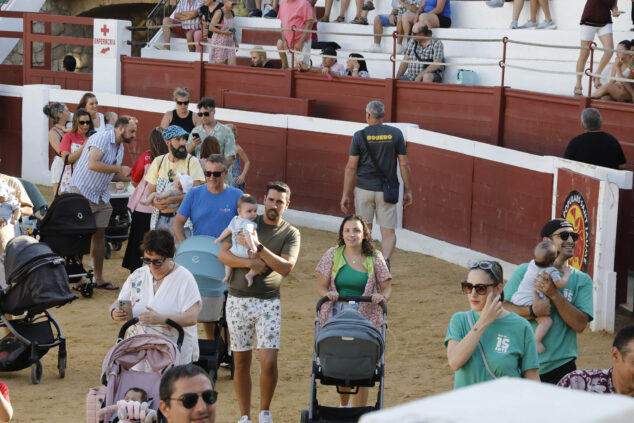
529, 305, 537, 319
256, 244, 264, 253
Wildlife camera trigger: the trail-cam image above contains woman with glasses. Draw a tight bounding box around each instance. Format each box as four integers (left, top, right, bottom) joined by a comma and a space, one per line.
445, 260, 540, 389
316, 214, 392, 407
160, 87, 202, 132
110, 229, 202, 364
58, 108, 93, 193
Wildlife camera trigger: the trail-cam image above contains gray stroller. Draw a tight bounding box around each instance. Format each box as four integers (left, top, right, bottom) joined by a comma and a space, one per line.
301, 296, 387, 423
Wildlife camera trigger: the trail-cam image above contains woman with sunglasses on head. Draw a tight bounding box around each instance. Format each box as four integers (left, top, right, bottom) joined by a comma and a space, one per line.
445, 260, 540, 389
316, 214, 392, 407
77, 92, 106, 132
160, 87, 202, 132
110, 229, 202, 364
58, 108, 93, 193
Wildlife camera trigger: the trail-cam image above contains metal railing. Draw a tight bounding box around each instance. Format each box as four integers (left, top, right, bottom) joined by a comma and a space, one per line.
144, 0, 179, 44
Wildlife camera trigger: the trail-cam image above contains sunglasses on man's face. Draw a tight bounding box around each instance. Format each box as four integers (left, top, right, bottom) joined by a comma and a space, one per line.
171, 390, 217, 409
461, 281, 497, 296
197, 111, 212, 117
78, 120, 91, 125
204, 170, 223, 178
176, 101, 189, 106
140, 257, 167, 266
552, 231, 579, 242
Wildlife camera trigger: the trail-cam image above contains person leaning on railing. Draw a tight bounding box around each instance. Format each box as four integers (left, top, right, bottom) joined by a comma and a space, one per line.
396, 24, 444, 83
162, 0, 204, 52
296, 46, 346, 77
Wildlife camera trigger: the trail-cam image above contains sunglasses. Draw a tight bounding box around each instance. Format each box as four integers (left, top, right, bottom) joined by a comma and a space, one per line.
168, 169, 175, 183
176, 101, 189, 106
552, 231, 579, 242
78, 120, 91, 125
170, 390, 217, 409
468, 260, 501, 283
197, 111, 212, 117
140, 257, 167, 266
461, 281, 497, 296
204, 170, 223, 178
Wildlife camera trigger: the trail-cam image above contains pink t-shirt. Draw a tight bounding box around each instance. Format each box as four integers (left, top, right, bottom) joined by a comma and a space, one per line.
278, 0, 313, 49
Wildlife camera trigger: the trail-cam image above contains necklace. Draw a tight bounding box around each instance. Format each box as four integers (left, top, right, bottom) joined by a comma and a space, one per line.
153, 261, 175, 286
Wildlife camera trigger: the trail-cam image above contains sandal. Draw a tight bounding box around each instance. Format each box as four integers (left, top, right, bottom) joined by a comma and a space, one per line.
334, 16, 345, 23
96, 282, 119, 290
362, 1, 375, 11
573, 86, 583, 97
351, 16, 368, 25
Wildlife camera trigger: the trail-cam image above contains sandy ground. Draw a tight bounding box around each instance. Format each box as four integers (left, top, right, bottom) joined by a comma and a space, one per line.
4, 185, 630, 423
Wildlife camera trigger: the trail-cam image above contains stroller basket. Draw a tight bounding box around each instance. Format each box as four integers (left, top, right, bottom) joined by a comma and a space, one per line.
0, 319, 54, 372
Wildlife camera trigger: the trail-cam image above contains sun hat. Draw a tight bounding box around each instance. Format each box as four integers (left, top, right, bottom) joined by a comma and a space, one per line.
162, 125, 188, 141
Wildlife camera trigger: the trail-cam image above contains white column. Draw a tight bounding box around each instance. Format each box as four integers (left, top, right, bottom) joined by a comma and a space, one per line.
92, 19, 131, 94
22, 84, 59, 185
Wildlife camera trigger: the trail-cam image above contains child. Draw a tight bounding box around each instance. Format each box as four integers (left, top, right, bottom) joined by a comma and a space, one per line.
142, 173, 194, 208
98, 387, 155, 423
511, 240, 570, 353
0, 180, 19, 228
225, 124, 250, 191
124, 387, 148, 403
104, 111, 118, 130
214, 194, 258, 285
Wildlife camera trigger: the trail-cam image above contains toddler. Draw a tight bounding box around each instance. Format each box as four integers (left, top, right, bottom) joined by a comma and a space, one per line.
142, 174, 193, 208
0, 180, 19, 228
215, 194, 258, 286
98, 387, 156, 423
511, 240, 570, 353
104, 111, 118, 130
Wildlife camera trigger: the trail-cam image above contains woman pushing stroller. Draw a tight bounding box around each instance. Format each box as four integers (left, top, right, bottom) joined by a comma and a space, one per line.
109, 229, 201, 363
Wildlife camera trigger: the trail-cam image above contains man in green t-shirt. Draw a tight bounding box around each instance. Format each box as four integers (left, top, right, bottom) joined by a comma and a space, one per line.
504, 218, 594, 384
218, 181, 301, 423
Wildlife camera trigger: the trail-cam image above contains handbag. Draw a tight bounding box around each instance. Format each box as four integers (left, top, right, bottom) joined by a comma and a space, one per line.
465, 311, 497, 379
456, 69, 477, 85
360, 129, 400, 204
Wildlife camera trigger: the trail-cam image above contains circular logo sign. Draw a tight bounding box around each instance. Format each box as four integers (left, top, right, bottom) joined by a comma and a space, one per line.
561, 190, 590, 272
77, 212, 83, 220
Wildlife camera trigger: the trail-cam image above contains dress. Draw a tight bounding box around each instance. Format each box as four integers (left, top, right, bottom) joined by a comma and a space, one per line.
510, 260, 562, 304
210, 14, 236, 64
557, 368, 615, 393
118, 265, 202, 363
59, 132, 86, 193
444, 311, 539, 389
504, 263, 594, 374
49, 127, 65, 185
231, 154, 245, 190
315, 245, 391, 329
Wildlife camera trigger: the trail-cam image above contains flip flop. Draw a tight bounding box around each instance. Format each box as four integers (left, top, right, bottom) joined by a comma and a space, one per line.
96, 282, 119, 290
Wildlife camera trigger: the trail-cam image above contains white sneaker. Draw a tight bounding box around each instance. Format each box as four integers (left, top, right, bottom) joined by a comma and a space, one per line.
367, 43, 382, 53
395, 44, 404, 54
486, 0, 503, 7
509, 20, 518, 29
238, 416, 252, 423
259, 410, 274, 423
518, 21, 537, 29
536, 19, 556, 29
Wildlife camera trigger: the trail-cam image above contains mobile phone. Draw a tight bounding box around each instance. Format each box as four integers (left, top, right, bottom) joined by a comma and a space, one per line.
118, 300, 133, 316
192, 133, 200, 139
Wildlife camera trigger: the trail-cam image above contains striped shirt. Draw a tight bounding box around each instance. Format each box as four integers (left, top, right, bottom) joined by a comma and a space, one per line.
70, 130, 124, 204
174, 0, 204, 30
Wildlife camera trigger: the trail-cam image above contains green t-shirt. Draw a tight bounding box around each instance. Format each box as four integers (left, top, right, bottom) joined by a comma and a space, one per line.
228, 215, 301, 299
444, 311, 539, 389
504, 263, 594, 374
334, 262, 368, 296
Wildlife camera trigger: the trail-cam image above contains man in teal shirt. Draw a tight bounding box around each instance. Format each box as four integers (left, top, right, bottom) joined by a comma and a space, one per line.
504, 218, 594, 384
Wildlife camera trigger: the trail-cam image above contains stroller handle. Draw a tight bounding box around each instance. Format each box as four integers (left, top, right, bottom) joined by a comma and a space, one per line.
317, 295, 387, 314
118, 317, 185, 348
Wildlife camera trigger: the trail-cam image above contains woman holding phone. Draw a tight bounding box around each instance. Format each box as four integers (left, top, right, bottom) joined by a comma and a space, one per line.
109, 229, 202, 364
444, 260, 540, 388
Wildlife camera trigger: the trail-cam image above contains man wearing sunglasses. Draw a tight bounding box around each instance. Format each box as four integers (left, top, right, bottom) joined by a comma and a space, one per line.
503, 218, 594, 384
187, 97, 236, 185
160, 364, 217, 423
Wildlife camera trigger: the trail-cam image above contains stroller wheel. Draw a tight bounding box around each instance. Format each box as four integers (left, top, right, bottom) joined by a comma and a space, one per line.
112, 241, 122, 251
30, 361, 43, 384
80, 283, 94, 298
300, 409, 309, 423
58, 354, 66, 379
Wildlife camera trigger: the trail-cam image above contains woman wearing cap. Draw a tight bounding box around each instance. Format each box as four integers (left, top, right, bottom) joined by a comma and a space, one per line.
445, 260, 540, 389
159, 87, 202, 132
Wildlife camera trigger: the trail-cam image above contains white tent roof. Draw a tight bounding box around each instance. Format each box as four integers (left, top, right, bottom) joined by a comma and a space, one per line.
360, 377, 634, 423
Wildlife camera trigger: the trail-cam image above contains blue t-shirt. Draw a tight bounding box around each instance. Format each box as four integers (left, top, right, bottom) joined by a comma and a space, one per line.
423, 0, 451, 19
177, 185, 243, 237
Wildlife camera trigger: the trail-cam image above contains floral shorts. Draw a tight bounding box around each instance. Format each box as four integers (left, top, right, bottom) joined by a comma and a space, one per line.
226, 296, 281, 351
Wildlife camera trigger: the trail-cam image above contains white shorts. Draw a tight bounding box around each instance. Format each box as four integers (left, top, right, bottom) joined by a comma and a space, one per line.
282, 39, 311, 66
580, 24, 612, 42
50, 156, 64, 184
226, 296, 281, 351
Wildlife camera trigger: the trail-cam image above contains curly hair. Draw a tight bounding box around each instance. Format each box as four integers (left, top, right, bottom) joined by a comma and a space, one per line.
337, 214, 376, 257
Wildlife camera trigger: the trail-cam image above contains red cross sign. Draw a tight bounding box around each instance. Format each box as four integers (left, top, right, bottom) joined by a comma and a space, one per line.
101, 24, 110, 36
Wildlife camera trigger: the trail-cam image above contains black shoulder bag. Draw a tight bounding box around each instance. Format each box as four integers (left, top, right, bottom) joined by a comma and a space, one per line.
360, 129, 399, 204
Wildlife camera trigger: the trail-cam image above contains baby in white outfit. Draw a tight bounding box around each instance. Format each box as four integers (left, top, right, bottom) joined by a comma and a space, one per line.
0, 180, 20, 228
142, 173, 194, 208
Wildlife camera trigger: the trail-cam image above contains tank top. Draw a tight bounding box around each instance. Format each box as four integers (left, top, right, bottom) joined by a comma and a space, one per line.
170, 110, 195, 133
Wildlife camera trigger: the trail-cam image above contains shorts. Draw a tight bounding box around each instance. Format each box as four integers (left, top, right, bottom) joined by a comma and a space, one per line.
198, 295, 225, 322
226, 295, 281, 351
170, 21, 196, 38
580, 24, 612, 42
69, 186, 112, 228
354, 186, 397, 229
437, 15, 451, 28
399, 69, 443, 83
378, 14, 397, 27
280, 38, 311, 65
50, 156, 64, 184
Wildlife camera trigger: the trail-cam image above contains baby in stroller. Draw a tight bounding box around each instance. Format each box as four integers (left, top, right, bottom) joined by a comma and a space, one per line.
142, 174, 193, 208
0, 180, 20, 228
97, 387, 157, 423
214, 194, 258, 286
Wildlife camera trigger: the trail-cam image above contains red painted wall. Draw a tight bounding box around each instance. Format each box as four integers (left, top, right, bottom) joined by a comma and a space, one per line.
0, 65, 23, 86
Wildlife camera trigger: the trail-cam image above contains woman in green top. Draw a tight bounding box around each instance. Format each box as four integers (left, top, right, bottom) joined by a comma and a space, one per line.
445, 261, 540, 389
316, 214, 392, 407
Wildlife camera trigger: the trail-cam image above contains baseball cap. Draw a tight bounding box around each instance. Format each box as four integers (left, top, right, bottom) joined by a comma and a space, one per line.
322, 46, 337, 57
162, 125, 188, 141
540, 218, 573, 238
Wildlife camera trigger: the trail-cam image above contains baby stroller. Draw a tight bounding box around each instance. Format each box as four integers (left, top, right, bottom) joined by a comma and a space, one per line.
301, 296, 387, 423
0, 236, 77, 384
105, 182, 132, 260
174, 235, 234, 381
89, 317, 184, 423
37, 192, 97, 298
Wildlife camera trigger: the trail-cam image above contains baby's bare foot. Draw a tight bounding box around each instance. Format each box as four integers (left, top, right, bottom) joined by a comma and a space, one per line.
537, 342, 545, 354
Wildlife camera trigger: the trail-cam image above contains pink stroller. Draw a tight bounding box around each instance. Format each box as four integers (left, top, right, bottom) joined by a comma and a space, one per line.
87, 318, 184, 423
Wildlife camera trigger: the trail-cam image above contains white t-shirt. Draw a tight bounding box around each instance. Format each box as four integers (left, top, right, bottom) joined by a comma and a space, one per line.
118, 265, 202, 363
228, 215, 257, 258
510, 259, 561, 306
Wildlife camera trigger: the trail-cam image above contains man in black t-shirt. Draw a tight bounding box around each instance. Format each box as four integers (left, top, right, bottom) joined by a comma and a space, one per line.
564, 108, 627, 170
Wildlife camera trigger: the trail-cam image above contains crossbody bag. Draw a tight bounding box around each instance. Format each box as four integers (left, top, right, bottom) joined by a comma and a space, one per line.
360, 129, 399, 204
465, 311, 497, 380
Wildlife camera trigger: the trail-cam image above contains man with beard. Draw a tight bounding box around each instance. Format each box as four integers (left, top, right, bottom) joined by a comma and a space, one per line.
218, 181, 300, 423
145, 125, 205, 239
174, 154, 242, 339
503, 218, 594, 384
69, 116, 137, 290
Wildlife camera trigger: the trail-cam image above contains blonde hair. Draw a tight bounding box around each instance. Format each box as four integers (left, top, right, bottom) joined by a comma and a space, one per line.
172, 87, 189, 101
250, 46, 267, 60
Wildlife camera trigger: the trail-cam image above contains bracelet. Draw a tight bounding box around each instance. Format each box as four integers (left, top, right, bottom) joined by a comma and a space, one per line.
529, 305, 536, 319
110, 308, 115, 319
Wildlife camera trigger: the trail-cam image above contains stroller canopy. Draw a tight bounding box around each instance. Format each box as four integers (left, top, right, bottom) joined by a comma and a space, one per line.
2, 236, 76, 315
38, 193, 96, 235
174, 236, 228, 297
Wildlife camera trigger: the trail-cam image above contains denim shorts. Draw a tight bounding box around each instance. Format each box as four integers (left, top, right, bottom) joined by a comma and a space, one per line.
378, 14, 396, 27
